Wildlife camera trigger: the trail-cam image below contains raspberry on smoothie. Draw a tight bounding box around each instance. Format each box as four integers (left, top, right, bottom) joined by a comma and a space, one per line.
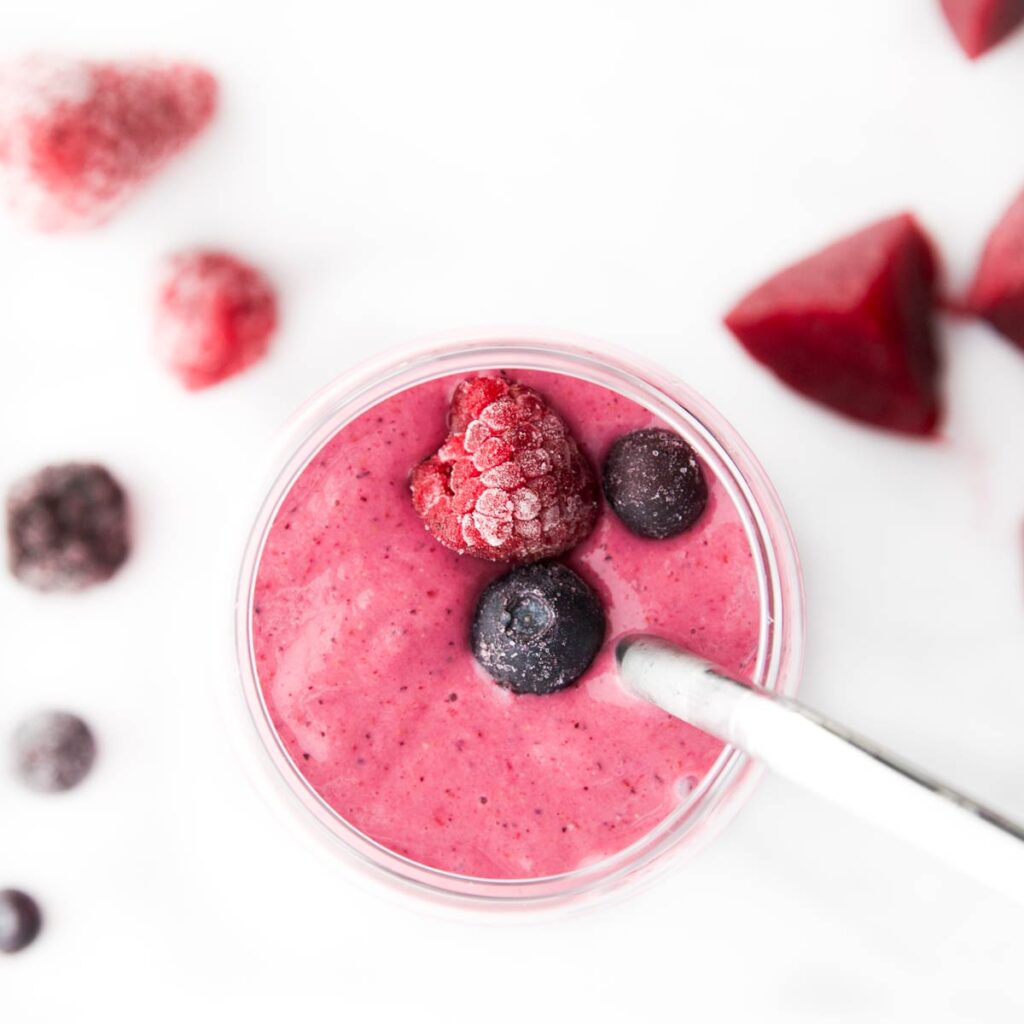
411, 376, 598, 562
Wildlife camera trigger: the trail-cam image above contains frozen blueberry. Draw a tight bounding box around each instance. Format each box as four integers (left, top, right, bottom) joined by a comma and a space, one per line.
471, 563, 605, 695
0, 890, 42, 954
14, 711, 97, 793
6, 463, 130, 591
602, 429, 708, 539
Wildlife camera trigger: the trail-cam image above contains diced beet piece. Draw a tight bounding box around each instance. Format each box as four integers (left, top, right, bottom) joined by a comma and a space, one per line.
939, 0, 1024, 58
966, 189, 1024, 351
724, 214, 942, 437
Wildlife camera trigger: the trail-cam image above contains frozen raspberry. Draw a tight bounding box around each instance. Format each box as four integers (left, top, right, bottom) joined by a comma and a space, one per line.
724, 214, 942, 436
0, 56, 216, 230
6, 463, 130, 591
154, 249, 277, 390
939, 0, 1024, 58
410, 376, 599, 562
966, 189, 1024, 352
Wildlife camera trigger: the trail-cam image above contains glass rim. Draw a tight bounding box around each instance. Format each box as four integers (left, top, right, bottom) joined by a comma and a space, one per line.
234, 329, 805, 908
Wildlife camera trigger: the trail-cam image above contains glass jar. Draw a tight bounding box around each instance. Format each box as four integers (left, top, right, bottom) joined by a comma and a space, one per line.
234, 330, 804, 908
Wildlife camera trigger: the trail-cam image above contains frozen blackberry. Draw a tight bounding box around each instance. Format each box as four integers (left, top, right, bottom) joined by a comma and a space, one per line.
13, 711, 97, 793
0, 890, 42, 954
471, 563, 605, 695
6, 463, 130, 591
602, 429, 707, 539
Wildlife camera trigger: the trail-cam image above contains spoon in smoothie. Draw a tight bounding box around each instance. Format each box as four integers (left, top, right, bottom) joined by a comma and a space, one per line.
617, 635, 1024, 904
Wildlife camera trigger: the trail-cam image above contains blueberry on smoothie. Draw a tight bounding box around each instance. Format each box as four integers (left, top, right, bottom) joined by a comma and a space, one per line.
13, 711, 97, 793
603, 429, 707, 539
471, 563, 605, 695
6, 463, 130, 591
0, 890, 42, 954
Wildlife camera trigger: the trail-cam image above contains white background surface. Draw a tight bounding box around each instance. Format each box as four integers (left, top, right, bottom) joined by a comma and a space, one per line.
2, 1, 1024, 1020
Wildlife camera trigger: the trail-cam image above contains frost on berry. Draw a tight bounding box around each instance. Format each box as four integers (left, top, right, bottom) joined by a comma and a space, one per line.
0, 56, 216, 230
410, 377, 598, 562
154, 249, 277, 389
6, 463, 130, 591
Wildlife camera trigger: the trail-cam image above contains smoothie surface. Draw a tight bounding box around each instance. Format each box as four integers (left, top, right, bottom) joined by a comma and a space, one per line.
252, 370, 761, 878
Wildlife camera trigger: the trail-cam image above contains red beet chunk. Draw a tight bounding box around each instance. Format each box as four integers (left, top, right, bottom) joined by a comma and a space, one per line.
724, 214, 942, 436
939, 0, 1024, 58
6, 463, 130, 591
966, 189, 1024, 352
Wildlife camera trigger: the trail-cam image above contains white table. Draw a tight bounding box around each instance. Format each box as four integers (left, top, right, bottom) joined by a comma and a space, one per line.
2, 2, 1023, 1019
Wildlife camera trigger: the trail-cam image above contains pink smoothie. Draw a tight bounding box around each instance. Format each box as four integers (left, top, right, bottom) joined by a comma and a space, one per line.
252, 370, 761, 879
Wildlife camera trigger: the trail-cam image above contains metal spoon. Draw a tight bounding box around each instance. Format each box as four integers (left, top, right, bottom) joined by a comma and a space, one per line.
617, 635, 1024, 904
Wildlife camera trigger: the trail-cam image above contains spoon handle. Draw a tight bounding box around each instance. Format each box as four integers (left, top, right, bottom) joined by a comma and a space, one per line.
618, 636, 1024, 905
